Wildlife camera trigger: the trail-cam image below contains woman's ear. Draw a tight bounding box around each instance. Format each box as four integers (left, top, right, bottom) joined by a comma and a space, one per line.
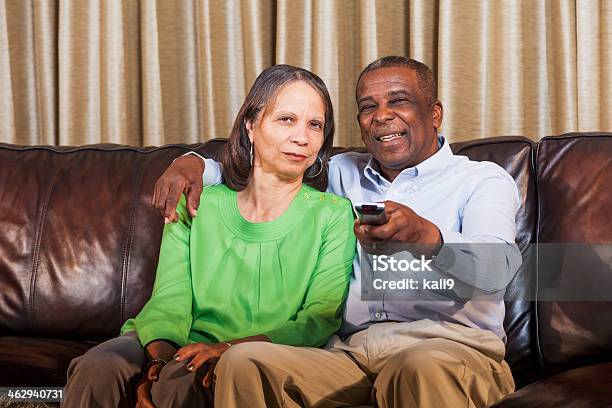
245, 120, 254, 143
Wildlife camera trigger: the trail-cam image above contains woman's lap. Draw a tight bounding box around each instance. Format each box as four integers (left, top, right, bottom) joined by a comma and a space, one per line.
64, 333, 211, 407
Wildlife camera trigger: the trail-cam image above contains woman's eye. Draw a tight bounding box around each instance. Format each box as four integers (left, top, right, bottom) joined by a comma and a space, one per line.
310, 121, 323, 130
279, 116, 293, 123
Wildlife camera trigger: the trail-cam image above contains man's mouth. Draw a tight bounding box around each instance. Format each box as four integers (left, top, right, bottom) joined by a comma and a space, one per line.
375, 132, 406, 142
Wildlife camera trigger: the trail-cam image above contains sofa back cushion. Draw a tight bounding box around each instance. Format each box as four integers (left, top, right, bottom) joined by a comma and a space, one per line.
535, 133, 612, 375
0, 144, 195, 340
0, 137, 541, 383
451, 137, 540, 388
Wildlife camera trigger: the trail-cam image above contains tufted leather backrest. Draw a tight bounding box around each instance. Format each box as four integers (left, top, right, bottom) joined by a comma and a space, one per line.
0, 137, 540, 378
451, 137, 541, 388
2, 134, 610, 388
535, 133, 612, 375
0, 144, 200, 340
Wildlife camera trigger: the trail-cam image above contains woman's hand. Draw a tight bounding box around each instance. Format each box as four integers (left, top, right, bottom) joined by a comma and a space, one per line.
135, 361, 164, 408
174, 342, 231, 387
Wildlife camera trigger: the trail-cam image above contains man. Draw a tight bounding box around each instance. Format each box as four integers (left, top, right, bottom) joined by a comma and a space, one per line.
152, 56, 521, 407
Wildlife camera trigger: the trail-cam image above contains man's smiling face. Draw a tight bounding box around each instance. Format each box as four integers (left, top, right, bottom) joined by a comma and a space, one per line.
356, 66, 443, 181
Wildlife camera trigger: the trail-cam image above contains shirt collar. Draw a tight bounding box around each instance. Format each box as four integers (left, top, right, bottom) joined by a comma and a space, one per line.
364, 135, 452, 183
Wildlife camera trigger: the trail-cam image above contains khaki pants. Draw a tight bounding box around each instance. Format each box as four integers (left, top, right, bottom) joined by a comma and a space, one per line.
214, 320, 514, 408
64, 320, 514, 407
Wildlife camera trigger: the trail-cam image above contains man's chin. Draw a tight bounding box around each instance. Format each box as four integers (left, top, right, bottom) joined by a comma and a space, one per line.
374, 153, 414, 172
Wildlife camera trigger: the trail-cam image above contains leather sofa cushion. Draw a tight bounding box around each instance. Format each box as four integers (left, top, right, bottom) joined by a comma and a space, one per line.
0, 336, 94, 386
535, 133, 612, 375
492, 361, 612, 408
452, 137, 540, 388
0, 144, 198, 340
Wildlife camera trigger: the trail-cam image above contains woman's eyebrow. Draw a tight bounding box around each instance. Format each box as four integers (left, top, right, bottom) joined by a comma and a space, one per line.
273, 111, 325, 122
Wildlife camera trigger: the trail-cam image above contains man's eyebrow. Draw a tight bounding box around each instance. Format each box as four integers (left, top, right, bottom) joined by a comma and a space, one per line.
387, 90, 412, 98
357, 96, 375, 105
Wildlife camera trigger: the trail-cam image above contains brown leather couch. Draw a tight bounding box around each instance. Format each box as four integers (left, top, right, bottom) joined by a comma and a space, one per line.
1, 133, 611, 407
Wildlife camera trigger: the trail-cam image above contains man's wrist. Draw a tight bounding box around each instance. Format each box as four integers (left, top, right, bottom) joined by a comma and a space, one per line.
410, 223, 443, 258
181, 152, 205, 170
430, 229, 444, 258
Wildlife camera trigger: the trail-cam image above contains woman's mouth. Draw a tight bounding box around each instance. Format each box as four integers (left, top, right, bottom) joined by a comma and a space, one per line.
375, 132, 406, 142
283, 152, 308, 161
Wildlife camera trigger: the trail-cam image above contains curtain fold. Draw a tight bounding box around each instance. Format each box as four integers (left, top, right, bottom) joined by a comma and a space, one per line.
0, 0, 610, 146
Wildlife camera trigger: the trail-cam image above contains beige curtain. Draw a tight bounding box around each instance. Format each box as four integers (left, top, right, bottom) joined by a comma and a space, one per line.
0, 0, 610, 146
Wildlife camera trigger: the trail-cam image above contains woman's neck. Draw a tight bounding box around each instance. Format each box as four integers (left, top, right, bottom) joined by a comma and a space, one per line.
237, 169, 303, 223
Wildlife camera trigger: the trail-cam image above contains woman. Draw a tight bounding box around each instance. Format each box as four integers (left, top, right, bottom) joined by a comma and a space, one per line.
63, 65, 355, 407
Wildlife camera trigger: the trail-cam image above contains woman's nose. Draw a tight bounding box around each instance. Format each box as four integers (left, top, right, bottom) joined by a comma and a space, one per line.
289, 126, 309, 145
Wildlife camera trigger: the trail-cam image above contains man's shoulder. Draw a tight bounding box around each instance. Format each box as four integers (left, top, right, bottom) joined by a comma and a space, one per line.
451, 154, 515, 185
329, 151, 372, 173
448, 155, 519, 205
330, 151, 372, 165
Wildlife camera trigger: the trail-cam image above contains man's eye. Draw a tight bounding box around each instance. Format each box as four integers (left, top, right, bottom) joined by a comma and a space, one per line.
359, 105, 375, 113
390, 98, 408, 104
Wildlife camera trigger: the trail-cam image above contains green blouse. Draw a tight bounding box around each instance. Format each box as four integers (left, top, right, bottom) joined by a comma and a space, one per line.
121, 183, 355, 348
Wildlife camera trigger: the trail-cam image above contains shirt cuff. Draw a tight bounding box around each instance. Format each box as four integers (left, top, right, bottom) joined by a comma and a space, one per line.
134, 321, 188, 348
202, 158, 223, 185
434, 229, 466, 270
178, 151, 222, 186
182, 151, 205, 161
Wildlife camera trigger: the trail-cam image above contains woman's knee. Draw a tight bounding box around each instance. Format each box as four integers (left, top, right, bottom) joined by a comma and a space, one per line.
151, 360, 210, 407
68, 336, 144, 381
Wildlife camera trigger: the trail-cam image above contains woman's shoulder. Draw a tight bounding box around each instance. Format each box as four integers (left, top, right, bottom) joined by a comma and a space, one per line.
300, 185, 353, 214
200, 183, 234, 198
298, 186, 355, 242
191, 184, 235, 214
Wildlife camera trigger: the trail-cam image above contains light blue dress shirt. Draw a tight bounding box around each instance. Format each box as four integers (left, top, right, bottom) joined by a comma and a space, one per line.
199, 136, 521, 342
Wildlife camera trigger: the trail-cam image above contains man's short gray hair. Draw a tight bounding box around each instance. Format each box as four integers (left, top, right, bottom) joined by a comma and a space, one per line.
357, 56, 437, 104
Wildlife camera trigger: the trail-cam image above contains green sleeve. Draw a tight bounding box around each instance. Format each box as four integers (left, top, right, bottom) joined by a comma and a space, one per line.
120, 196, 193, 347
263, 199, 356, 347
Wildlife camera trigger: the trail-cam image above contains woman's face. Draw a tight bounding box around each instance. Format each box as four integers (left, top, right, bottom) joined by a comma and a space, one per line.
247, 81, 326, 181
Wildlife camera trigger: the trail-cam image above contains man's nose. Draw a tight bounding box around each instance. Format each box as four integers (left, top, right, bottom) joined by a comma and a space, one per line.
373, 106, 394, 123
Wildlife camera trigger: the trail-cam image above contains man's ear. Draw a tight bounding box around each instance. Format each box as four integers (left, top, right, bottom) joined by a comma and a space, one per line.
432, 100, 443, 129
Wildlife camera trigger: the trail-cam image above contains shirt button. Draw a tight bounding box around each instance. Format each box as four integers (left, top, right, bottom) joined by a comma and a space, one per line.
374, 312, 383, 319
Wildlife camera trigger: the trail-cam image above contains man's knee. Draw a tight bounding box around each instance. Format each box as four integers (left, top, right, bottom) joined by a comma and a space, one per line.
377, 341, 464, 388
216, 341, 276, 375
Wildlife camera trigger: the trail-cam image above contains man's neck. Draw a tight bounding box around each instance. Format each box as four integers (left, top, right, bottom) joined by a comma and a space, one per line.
379, 135, 441, 182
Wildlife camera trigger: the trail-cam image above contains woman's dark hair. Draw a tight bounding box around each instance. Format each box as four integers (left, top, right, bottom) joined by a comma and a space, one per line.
221, 64, 334, 191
